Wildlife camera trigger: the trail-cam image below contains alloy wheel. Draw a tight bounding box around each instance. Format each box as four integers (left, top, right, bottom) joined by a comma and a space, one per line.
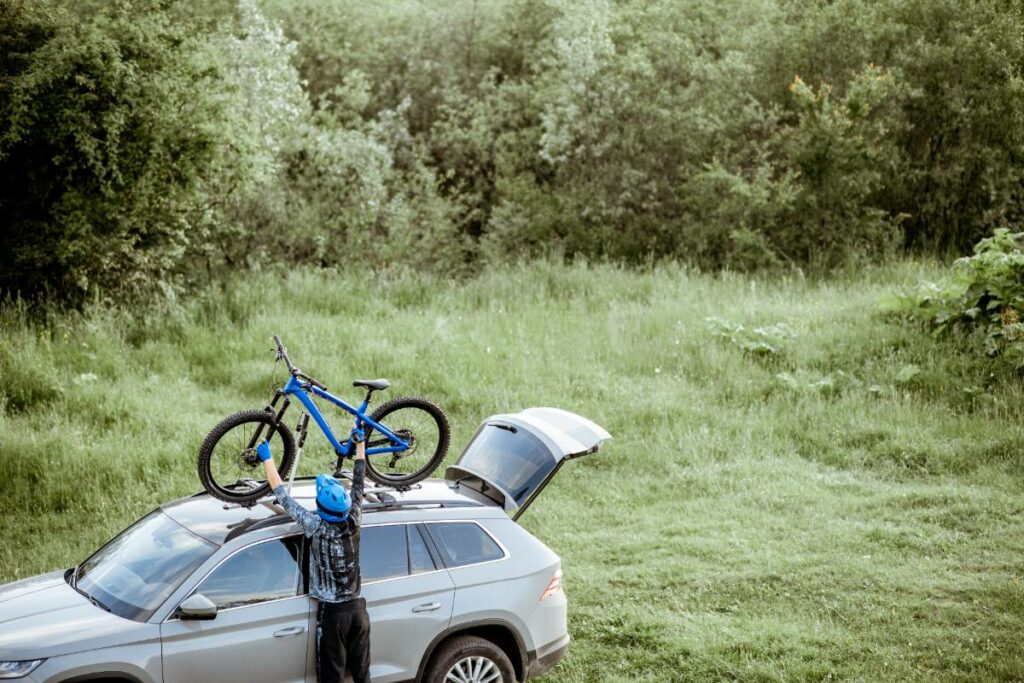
444, 656, 503, 683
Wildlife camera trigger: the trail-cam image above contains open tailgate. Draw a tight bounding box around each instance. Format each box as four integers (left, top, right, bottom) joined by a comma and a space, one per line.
445, 407, 611, 520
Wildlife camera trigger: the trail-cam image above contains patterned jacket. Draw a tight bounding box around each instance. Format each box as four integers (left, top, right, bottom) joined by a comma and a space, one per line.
274, 460, 365, 603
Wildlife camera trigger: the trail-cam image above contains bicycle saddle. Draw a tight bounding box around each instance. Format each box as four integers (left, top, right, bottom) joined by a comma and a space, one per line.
353, 378, 390, 391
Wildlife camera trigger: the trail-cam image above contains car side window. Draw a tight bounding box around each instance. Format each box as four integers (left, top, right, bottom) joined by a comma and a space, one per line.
361, 525, 409, 582
195, 537, 302, 610
409, 525, 436, 574
427, 523, 504, 568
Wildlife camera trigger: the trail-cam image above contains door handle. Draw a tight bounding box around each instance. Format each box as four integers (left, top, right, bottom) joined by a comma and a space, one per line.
412, 602, 442, 613
273, 626, 306, 638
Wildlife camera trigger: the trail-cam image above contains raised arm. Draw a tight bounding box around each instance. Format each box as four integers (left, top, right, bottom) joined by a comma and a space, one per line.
260, 442, 285, 490
350, 428, 366, 527
259, 441, 321, 536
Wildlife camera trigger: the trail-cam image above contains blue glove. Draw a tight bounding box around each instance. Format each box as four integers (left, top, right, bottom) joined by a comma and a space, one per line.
256, 441, 273, 462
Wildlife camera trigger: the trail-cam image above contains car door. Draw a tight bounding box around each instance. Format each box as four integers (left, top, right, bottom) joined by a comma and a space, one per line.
361, 523, 455, 683
445, 407, 611, 519
161, 535, 311, 683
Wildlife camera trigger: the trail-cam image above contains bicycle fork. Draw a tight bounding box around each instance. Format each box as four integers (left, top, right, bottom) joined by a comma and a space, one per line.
246, 391, 291, 453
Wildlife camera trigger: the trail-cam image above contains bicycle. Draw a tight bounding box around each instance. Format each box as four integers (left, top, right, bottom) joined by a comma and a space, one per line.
197, 335, 450, 505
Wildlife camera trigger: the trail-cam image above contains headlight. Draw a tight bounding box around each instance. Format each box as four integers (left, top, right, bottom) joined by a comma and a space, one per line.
0, 660, 45, 679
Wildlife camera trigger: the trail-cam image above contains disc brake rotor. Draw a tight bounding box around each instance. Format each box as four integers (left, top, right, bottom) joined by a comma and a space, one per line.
238, 448, 261, 471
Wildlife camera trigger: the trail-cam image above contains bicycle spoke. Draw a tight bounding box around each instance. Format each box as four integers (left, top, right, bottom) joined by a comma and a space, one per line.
207, 417, 284, 488
368, 406, 441, 477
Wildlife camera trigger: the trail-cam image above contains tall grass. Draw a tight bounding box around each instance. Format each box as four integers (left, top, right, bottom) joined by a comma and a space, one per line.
2, 261, 1022, 680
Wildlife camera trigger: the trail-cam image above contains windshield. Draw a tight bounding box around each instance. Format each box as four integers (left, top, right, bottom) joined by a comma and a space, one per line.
457, 424, 557, 506
76, 510, 217, 621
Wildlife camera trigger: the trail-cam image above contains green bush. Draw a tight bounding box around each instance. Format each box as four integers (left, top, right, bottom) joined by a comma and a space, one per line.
0, 2, 234, 302
894, 229, 1024, 367
706, 317, 795, 357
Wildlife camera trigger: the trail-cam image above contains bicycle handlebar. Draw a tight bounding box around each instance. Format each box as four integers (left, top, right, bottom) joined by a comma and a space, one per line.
273, 335, 327, 390
296, 371, 327, 391
273, 335, 296, 373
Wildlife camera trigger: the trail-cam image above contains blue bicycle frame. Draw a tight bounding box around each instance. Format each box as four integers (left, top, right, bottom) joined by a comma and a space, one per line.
281, 374, 410, 457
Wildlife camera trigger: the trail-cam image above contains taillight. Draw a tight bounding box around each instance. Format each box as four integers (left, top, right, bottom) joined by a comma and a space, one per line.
540, 569, 563, 601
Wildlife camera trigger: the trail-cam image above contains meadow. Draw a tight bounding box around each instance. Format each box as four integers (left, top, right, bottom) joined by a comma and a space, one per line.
2, 261, 1022, 681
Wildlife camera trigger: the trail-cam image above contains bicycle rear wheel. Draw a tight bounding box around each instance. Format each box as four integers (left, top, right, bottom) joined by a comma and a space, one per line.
197, 409, 296, 504
363, 396, 450, 486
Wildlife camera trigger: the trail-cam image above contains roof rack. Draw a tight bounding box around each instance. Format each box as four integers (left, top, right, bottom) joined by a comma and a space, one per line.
218, 480, 483, 513
223, 515, 292, 543
221, 492, 277, 510
214, 475, 417, 510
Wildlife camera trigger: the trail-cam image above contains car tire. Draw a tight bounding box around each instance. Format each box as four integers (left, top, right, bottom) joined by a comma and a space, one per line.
424, 635, 517, 683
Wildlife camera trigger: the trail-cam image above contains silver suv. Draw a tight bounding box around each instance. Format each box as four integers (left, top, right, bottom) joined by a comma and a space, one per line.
0, 408, 609, 683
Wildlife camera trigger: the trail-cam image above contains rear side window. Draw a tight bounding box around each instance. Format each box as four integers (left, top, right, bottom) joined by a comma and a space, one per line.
361, 525, 408, 582
427, 523, 504, 568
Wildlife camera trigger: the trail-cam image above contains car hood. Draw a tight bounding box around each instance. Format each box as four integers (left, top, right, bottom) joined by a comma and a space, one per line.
0, 570, 158, 660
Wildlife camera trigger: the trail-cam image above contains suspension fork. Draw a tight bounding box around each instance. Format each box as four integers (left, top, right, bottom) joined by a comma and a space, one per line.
246, 391, 291, 450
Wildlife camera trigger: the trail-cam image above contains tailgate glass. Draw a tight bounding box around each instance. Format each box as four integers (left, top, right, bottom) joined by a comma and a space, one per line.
457, 424, 558, 505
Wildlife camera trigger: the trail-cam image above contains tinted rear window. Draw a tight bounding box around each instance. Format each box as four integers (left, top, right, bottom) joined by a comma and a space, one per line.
456, 424, 556, 505
361, 525, 409, 582
409, 525, 436, 574
427, 523, 504, 568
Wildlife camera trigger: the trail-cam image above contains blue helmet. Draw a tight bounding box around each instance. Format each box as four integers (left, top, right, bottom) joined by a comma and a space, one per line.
315, 474, 351, 523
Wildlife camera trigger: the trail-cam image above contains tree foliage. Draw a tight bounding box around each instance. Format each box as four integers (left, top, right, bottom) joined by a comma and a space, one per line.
1, 2, 222, 300
2, 0, 1023, 302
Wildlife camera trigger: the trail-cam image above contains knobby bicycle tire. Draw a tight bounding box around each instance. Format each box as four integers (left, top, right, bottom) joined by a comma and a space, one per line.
363, 396, 450, 486
197, 409, 296, 504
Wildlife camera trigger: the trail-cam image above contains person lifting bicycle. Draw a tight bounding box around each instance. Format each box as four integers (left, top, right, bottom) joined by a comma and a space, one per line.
258, 423, 370, 683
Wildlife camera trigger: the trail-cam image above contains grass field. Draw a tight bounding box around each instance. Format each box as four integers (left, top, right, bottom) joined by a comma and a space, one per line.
2, 262, 1023, 681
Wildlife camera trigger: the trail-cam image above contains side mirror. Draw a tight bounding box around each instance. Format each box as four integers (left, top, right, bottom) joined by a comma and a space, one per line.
176, 593, 218, 620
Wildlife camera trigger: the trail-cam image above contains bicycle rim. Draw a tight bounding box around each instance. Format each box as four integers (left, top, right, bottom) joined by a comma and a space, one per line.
207, 417, 289, 495
367, 404, 444, 480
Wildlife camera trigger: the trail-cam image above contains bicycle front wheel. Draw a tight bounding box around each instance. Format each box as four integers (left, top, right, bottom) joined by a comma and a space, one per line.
364, 396, 450, 486
197, 409, 296, 504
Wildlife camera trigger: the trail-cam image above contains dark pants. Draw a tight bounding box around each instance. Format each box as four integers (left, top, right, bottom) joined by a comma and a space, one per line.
317, 598, 371, 683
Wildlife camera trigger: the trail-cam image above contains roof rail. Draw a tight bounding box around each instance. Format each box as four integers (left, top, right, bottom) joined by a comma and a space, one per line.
363, 499, 481, 511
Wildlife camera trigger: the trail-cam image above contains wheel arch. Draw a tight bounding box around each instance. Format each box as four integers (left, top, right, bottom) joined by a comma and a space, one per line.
416, 619, 528, 683
57, 674, 144, 683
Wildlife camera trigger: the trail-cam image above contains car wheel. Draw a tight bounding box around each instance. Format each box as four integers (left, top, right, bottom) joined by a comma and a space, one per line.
424, 635, 516, 683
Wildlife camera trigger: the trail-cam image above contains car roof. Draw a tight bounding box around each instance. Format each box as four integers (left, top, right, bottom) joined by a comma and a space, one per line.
161, 477, 507, 546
